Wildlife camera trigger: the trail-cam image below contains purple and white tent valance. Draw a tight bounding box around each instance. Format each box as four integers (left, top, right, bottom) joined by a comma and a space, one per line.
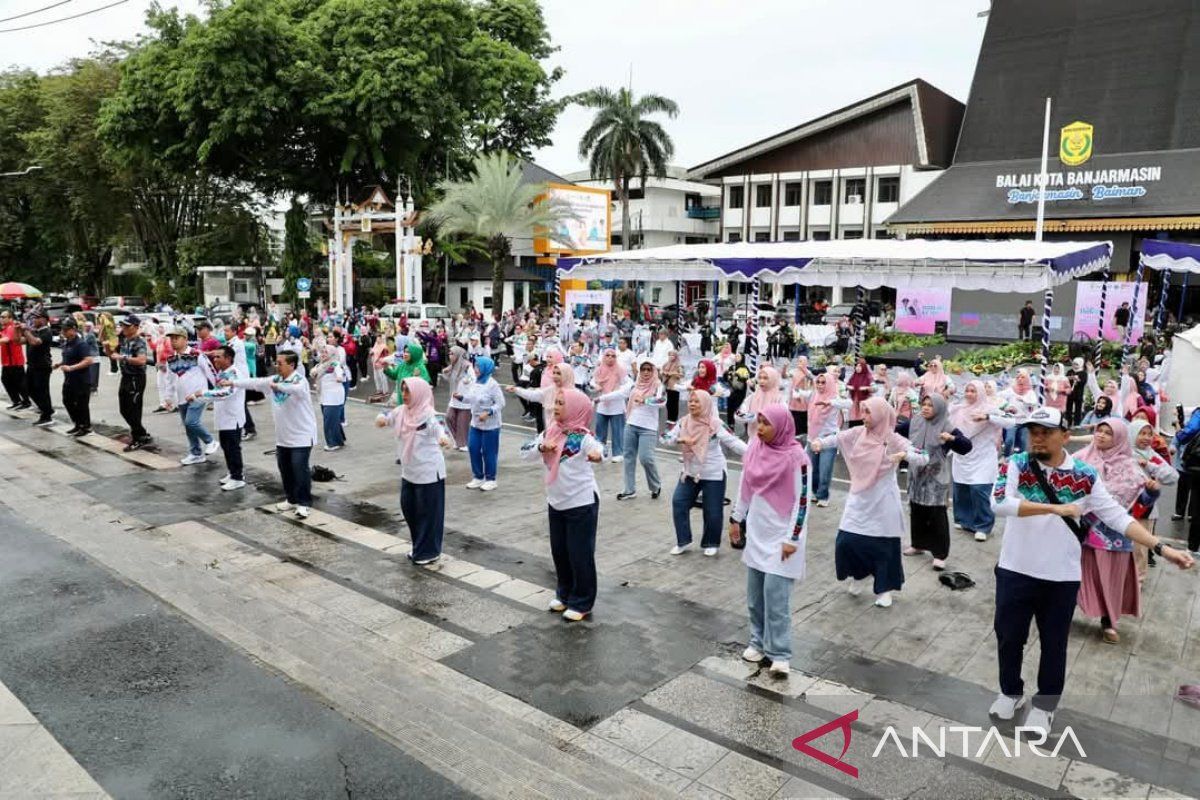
558, 239, 1112, 293
1139, 239, 1200, 273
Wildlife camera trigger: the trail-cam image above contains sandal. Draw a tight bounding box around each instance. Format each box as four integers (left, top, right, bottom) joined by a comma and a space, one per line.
1102, 628, 1120, 644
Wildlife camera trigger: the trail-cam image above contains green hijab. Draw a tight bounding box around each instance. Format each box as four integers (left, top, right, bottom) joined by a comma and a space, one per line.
390, 341, 430, 403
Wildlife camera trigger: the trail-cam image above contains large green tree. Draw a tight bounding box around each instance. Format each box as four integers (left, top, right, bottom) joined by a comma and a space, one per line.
100, 0, 562, 203
425, 151, 573, 317
573, 85, 678, 251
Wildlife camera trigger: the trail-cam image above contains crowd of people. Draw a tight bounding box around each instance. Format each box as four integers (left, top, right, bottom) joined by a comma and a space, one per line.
1, 298, 1197, 737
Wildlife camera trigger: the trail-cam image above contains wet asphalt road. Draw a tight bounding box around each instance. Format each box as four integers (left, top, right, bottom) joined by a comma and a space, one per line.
0, 506, 473, 800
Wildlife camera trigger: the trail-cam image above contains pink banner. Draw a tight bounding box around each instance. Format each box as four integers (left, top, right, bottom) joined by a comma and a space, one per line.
895, 289, 951, 334
1072, 282, 1146, 341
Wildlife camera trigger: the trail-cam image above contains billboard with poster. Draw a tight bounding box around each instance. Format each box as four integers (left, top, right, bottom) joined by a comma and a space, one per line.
895, 288, 952, 334
534, 183, 611, 255
1072, 282, 1146, 341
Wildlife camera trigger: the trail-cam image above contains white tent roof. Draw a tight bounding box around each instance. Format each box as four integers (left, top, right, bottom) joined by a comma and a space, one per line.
558, 239, 1113, 293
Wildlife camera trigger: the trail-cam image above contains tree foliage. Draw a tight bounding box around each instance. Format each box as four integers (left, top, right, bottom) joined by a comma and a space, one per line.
425, 151, 574, 317
573, 85, 678, 252
100, 0, 562, 202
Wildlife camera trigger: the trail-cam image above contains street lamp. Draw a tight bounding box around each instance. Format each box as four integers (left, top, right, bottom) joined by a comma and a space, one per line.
0, 165, 43, 178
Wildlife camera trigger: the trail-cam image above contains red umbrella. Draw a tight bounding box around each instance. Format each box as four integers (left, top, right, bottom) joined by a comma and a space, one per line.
0, 282, 43, 300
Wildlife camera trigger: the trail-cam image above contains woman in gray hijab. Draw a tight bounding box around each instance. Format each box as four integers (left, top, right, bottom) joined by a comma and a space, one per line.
442, 345, 472, 450
904, 394, 972, 570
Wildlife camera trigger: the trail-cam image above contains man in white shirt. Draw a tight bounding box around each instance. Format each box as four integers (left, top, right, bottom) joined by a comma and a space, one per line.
650, 328, 675, 368
190, 345, 247, 490
988, 407, 1192, 735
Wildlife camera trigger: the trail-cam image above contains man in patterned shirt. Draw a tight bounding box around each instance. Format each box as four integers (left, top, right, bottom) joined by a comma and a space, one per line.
988, 407, 1193, 736
110, 315, 152, 451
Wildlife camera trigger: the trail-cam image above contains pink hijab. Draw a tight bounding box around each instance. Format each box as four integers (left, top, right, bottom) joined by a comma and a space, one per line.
739, 404, 810, 517
837, 396, 903, 493
951, 379, 991, 438
1013, 369, 1033, 396
806, 368, 841, 437
677, 391, 721, 474
593, 348, 624, 394
542, 388, 594, 485
918, 359, 948, 397
627, 358, 660, 414
541, 349, 564, 387
1074, 417, 1146, 508
748, 366, 785, 413
392, 377, 434, 463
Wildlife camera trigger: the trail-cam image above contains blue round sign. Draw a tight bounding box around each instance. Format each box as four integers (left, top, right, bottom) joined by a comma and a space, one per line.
296, 278, 312, 291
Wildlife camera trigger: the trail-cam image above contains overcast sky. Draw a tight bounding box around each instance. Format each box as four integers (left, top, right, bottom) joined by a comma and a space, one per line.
3, 0, 988, 176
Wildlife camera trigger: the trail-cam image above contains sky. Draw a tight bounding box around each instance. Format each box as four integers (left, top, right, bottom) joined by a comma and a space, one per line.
2, 0, 989, 176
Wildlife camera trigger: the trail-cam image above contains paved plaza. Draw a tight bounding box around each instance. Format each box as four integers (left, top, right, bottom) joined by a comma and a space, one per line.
1, 368, 1199, 799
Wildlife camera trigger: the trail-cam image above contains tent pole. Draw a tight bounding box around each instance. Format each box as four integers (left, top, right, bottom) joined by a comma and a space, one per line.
554, 267, 562, 339
853, 285, 866, 361
1155, 268, 1172, 329
1093, 270, 1109, 365
712, 279, 719, 327
747, 278, 760, 371
1039, 283, 1054, 405
1123, 257, 1147, 363
1179, 272, 1190, 323
794, 285, 801, 324
676, 279, 684, 330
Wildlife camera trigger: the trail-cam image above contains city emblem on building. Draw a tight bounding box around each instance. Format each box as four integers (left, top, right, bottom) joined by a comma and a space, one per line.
1059, 120, 1094, 166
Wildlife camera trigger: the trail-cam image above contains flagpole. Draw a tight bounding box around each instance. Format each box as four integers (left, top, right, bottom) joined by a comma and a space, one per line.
1036, 97, 1053, 404
1035, 97, 1051, 243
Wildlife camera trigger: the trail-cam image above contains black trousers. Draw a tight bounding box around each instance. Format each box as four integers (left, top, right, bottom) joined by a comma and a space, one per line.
62, 381, 91, 428
548, 497, 599, 613
1177, 472, 1192, 518
726, 389, 746, 427
1186, 476, 1200, 552
994, 566, 1079, 711
243, 399, 256, 434
1, 365, 28, 405
118, 372, 148, 441
401, 478, 445, 561
909, 502, 950, 560
1066, 392, 1085, 427
25, 368, 52, 419
665, 389, 681, 423
275, 445, 312, 506
219, 427, 244, 481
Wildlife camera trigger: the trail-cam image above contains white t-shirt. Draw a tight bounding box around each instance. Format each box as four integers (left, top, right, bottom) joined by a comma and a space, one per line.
519, 432, 603, 511
235, 374, 318, 448
318, 363, 347, 406
731, 468, 808, 580
382, 410, 447, 484
816, 434, 928, 538
592, 377, 633, 417
662, 419, 746, 481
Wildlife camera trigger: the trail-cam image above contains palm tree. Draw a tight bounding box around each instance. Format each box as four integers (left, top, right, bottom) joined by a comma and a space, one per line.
573, 86, 679, 251
425, 151, 575, 317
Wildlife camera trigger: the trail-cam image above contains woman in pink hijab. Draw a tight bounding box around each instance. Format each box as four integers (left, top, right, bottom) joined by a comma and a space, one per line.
509, 361, 574, 431
375, 377, 451, 564
916, 357, 948, 399
590, 348, 632, 461
949, 379, 1015, 541
519, 388, 604, 621
727, 404, 810, 677
1073, 418, 1150, 643
795, 368, 851, 506
811, 396, 928, 608
736, 365, 786, 440
787, 356, 812, 436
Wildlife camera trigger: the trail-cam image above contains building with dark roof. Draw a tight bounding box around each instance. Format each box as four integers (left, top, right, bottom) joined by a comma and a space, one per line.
888, 0, 1200, 276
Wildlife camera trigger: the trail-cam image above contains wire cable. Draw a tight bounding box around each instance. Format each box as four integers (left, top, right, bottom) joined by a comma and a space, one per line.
0, 0, 73, 24
0, 0, 127, 32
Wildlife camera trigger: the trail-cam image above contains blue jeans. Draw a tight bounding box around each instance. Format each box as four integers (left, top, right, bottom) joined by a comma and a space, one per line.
671, 476, 725, 547
623, 424, 661, 494
952, 482, 995, 535
468, 426, 500, 480
179, 401, 213, 456
1003, 425, 1028, 457
275, 445, 312, 506
809, 443, 837, 501
594, 412, 625, 458
746, 567, 794, 662
322, 404, 345, 447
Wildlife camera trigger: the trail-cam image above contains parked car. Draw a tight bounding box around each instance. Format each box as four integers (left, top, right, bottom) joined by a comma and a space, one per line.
733, 301, 779, 325
379, 302, 452, 323
71, 295, 99, 310
45, 303, 83, 341
95, 295, 147, 315
821, 301, 882, 325
691, 297, 735, 321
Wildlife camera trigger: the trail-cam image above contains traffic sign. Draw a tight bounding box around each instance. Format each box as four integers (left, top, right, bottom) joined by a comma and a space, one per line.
298, 291, 311, 299
296, 277, 312, 292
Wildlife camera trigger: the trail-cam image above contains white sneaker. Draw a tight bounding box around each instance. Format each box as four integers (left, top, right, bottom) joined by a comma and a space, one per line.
218, 474, 231, 484
610, 455, 624, 463
874, 592, 893, 608
323, 445, 343, 452
974, 531, 988, 542
816, 499, 829, 508
480, 480, 497, 491
670, 544, 691, 555
562, 609, 587, 622
221, 479, 246, 491
1023, 706, 1054, 738
275, 501, 295, 512
988, 693, 1026, 720
466, 478, 484, 489
954, 523, 964, 530
845, 579, 862, 596
204, 439, 220, 456
547, 597, 566, 612
457, 446, 468, 452
768, 660, 791, 678
295, 506, 310, 519
703, 547, 718, 557
741, 646, 764, 663
180, 454, 207, 466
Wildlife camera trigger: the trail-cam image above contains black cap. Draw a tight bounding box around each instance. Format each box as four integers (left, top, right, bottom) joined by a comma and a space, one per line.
196, 319, 213, 330
61, 316, 78, 329
119, 314, 141, 327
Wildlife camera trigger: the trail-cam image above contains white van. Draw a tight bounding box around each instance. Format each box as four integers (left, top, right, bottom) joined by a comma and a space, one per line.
378, 302, 452, 323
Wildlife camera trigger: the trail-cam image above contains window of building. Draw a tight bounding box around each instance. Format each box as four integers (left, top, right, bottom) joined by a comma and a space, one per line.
754, 231, 771, 242
812, 181, 832, 206
876, 176, 900, 203
652, 288, 662, 303
844, 178, 866, 204
782, 230, 801, 242
627, 187, 644, 200
727, 232, 742, 243
459, 287, 469, 306
483, 293, 493, 309
784, 183, 803, 206
873, 229, 895, 240
842, 229, 864, 239
728, 185, 744, 209
685, 193, 702, 209
811, 230, 831, 241
755, 185, 772, 207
